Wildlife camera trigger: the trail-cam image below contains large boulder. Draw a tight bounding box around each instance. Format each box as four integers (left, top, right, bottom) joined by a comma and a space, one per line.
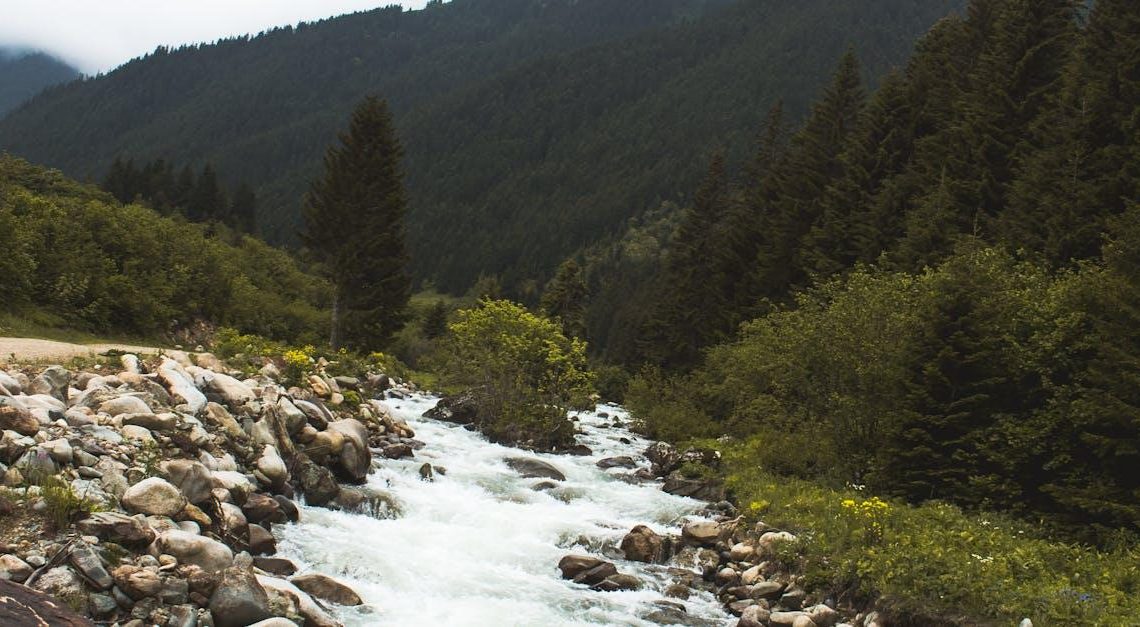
255, 445, 288, 487
122, 477, 186, 517
290, 573, 363, 606
294, 455, 340, 507
620, 525, 665, 563
97, 395, 151, 416
158, 530, 234, 573
644, 441, 681, 475
209, 560, 272, 627
327, 419, 371, 483
662, 475, 726, 502
423, 391, 481, 425
161, 459, 214, 505
505, 457, 566, 481
76, 512, 156, 548
0, 406, 39, 437
0, 578, 93, 626
31, 366, 70, 404
158, 358, 206, 415
557, 555, 617, 586
681, 521, 723, 547
203, 372, 256, 406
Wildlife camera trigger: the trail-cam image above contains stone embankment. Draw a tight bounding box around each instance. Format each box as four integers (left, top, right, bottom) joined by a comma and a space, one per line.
0, 349, 419, 626
554, 440, 876, 627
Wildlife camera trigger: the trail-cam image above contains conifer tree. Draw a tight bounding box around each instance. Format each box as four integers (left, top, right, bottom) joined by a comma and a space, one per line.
422, 300, 450, 340
1047, 204, 1140, 533
230, 183, 257, 234
640, 153, 731, 369
1000, 0, 1140, 265
302, 95, 412, 350
540, 259, 588, 339
189, 163, 226, 223
753, 49, 865, 297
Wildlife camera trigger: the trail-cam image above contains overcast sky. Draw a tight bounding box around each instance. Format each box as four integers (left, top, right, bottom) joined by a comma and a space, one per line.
1, 1, 431, 74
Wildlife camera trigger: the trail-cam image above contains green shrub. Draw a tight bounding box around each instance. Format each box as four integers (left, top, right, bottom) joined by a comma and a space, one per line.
40, 475, 101, 531
440, 299, 594, 449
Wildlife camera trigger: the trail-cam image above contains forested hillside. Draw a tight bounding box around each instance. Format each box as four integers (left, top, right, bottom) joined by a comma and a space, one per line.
615, 0, 1140, 549
0, 49, 80, 115
0, 0, 961, 291
0, 156, 328, 342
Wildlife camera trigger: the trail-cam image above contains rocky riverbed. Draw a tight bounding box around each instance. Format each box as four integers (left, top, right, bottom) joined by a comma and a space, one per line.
0, 350, 875, 627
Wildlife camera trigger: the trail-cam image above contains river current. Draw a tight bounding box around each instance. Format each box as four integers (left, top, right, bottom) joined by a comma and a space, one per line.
275, 393, 734, 626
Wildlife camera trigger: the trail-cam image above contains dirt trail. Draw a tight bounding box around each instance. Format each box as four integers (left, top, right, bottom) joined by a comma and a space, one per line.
0, 337, 160, 362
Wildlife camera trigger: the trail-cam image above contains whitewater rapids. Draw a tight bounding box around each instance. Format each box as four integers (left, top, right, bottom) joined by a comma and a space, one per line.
275, 393, 734, 626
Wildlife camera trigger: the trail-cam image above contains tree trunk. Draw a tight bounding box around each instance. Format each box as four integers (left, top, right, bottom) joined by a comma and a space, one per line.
330, 285, 342, 350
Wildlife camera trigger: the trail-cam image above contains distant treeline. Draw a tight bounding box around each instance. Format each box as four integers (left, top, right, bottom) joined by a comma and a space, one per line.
102, 157, 257, 234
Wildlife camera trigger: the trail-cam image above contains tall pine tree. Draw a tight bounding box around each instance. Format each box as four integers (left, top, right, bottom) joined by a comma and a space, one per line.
302, 96, 412, 350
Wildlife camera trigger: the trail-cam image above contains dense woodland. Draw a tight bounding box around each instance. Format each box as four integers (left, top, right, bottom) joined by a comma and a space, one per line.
0, 156, 327, 341
0, 48, 79, 116
608, 0, 1140, 543
102, 157, 258, 234
0, 0, 960, 292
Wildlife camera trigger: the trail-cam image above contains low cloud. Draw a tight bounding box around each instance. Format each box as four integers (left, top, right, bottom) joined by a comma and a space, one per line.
1, 0, 429, 74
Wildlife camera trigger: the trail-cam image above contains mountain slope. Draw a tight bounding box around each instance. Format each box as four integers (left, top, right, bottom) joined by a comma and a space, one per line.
0, 0, 961, 291
0, 49, 81, 115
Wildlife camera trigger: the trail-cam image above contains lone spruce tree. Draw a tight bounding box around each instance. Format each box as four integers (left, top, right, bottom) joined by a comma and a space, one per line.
303, 96, 411, 350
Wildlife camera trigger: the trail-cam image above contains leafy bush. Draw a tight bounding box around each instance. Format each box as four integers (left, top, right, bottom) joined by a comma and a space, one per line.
0, 156, 329, 342
440, 299, 594, 449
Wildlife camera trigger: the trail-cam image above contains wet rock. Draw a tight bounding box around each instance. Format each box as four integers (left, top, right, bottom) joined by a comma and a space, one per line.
327, 419, 372, 483
596, 456, 637, 469
290, 573, 363, 606
595, 573, 642, 591
505, 457, 565, 481
67, 543, 113, 591
381, 442, 414, 459
161, 460, 214, 505
256, 575, 340, 627
567, 444, 593, 456
158, 530, 234, 572
418, 463, 434, 481
76, 512, 156, 548
662, 475, 726, 502
247, 524, 276, 556
294, 455, 340, 507
122, 477, 186, 517
209, 560, 272, 627
242, 493, 287, 525
557, 555, 617, 586
252, 557, 297, 576
621, 525, 665, 563
423, 392, 480, 425
273, 495, 300, 523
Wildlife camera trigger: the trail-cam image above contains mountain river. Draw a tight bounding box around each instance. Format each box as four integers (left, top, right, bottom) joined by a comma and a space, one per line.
274, 393, 735, 626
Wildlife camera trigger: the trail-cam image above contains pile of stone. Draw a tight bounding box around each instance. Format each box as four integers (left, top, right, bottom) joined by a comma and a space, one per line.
0, 349, 419, 626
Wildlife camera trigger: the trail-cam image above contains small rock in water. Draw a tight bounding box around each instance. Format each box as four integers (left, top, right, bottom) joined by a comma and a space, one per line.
418, 463, 434, 482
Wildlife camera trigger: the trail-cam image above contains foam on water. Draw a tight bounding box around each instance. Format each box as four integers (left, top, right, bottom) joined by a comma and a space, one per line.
275, 394, 733, 626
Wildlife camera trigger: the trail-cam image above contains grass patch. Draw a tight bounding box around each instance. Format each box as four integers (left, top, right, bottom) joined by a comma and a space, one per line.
716, 438, 1140, 625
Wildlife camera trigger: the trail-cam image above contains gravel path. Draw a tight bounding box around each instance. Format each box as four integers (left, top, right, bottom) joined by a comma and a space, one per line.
0, 337, 160, 362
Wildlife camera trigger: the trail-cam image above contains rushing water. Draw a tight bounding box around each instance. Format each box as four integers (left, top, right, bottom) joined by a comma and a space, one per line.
275, 394, 734, 627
